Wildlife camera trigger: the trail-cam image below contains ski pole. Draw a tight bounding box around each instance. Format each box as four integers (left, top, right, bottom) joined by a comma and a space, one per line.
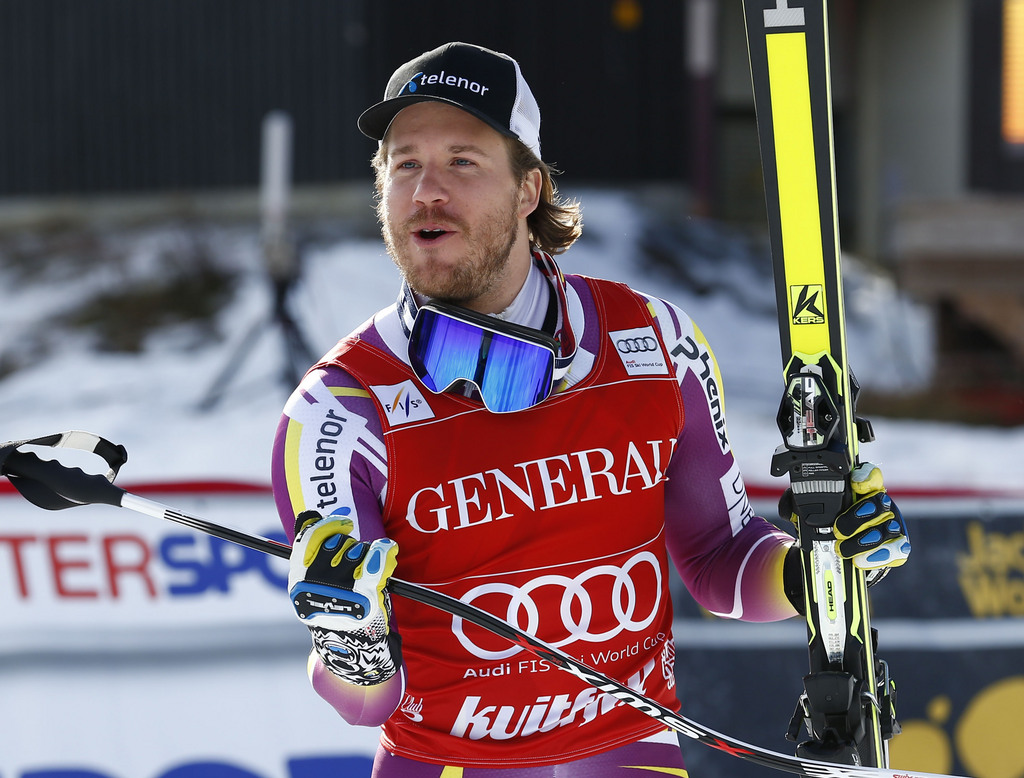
0, 434, 961, 778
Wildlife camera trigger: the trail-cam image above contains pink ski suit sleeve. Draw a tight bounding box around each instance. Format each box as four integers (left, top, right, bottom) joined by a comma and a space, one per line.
645, 294, 798, 623
271, 360, 403, 727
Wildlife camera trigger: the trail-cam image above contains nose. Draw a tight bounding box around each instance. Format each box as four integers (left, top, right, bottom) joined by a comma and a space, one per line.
412, 166, 449, 207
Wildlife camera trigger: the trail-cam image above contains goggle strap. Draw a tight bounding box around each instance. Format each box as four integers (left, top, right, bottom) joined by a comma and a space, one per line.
534, 252, 578, 373
398, 281, 418, 339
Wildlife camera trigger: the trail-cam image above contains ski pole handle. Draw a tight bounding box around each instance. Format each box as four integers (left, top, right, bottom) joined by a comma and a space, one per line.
3, 449, 127, 510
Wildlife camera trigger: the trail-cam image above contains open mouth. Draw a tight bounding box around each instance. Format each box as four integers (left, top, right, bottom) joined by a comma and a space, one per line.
418, 228, 449, 241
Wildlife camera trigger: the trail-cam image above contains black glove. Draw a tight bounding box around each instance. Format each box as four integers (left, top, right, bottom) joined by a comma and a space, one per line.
288, 511, 402, 686
834, 462, 910, 571
781, 462, 910, 612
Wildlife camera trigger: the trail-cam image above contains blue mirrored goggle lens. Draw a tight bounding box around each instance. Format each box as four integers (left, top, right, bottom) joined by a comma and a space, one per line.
409, 308, 555, 413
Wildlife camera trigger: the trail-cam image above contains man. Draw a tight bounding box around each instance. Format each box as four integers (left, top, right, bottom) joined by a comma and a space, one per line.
271, 42, 909, 777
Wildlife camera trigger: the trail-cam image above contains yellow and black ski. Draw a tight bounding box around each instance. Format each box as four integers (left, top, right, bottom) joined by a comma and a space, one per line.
742, 0, 897, 767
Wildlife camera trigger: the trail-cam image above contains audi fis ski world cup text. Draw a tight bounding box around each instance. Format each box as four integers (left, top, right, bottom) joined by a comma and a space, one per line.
609, 326, 670, 377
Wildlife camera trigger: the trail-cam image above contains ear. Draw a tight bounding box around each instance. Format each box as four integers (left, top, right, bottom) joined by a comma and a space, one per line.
518, 167, 542, 219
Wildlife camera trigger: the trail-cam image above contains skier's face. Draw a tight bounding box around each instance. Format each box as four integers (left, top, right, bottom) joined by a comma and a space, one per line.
377, 102, 540, 314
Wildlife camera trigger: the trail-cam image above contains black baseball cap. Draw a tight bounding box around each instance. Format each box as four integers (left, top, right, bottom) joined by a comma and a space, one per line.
357, 42, 542, 159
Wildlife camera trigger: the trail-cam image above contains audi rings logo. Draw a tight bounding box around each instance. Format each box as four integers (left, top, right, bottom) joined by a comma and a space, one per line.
616, 336, 659, 354
609, 326, 669, 376
452, 552, 663, 661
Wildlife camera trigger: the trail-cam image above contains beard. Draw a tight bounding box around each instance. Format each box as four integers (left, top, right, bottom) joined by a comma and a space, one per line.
379, 192, 522, 306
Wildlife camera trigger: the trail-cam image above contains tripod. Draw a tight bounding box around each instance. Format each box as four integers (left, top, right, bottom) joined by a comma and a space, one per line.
197, 111, 315, 411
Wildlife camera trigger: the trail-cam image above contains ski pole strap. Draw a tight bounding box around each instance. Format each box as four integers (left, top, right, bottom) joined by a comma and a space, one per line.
0, 430, 128, 511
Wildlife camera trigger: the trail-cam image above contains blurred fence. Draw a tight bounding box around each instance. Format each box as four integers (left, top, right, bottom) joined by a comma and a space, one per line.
0, 1, 373, 196
0, 0, 692, 199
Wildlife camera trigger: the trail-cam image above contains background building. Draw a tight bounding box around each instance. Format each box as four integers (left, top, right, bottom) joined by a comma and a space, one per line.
2, 3, 1023, 778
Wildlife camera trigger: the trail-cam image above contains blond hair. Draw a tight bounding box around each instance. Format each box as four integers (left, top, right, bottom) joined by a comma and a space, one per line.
504, 138, 582, 255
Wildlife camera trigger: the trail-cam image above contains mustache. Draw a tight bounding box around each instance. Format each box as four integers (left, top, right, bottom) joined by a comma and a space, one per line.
401, 207, 469, 233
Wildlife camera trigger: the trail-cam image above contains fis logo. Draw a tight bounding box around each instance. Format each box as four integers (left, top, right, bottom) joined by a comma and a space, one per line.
790, 284, 825, 325
370, 380, 435, 426
387, 388, 420, 415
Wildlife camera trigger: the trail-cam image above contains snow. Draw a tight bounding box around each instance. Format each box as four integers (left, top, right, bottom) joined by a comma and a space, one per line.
1, 186, 1022, 495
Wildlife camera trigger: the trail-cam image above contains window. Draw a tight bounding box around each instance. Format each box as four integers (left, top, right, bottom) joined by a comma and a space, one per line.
970, 0, 1024, 190
1004, 0, 1024, 147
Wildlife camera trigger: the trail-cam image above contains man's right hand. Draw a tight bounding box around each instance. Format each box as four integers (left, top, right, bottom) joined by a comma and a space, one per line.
288, 511, 402, 686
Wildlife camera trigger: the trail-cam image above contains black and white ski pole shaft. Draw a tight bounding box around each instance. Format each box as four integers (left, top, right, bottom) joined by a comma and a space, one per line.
0, 432, 960, 778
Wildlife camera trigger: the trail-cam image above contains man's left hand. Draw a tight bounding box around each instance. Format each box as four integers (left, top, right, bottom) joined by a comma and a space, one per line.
833, 462, 910, 571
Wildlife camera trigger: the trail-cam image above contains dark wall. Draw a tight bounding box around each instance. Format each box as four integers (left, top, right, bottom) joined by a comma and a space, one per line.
0, 0, 691, 197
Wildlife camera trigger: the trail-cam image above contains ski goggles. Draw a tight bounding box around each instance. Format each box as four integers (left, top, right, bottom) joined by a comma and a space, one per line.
409, 302, 567, 414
